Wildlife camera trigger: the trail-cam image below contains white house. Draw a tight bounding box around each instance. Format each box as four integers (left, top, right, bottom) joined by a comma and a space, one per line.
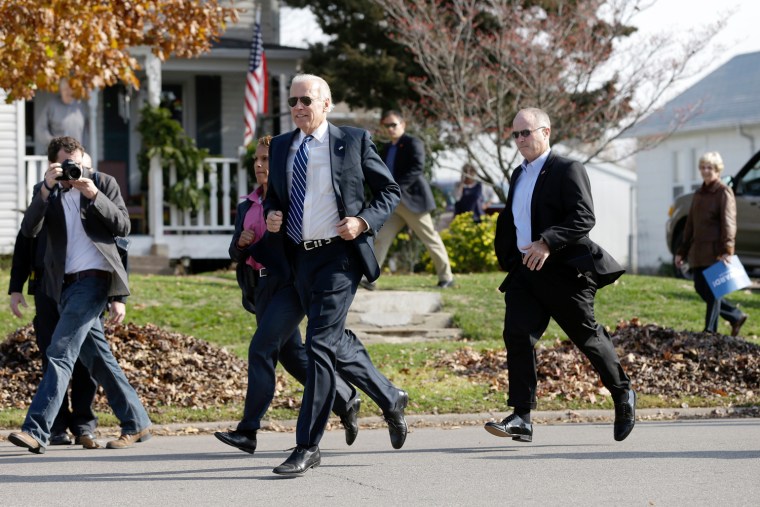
626, 51, 760, 272
0, 0, 304, 261
435, 143, 637, 270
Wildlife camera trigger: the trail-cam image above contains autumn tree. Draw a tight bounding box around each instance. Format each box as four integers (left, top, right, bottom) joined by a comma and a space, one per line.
0, 0, 239, 102
282, 0, 424, 110
368, 0, 727, 199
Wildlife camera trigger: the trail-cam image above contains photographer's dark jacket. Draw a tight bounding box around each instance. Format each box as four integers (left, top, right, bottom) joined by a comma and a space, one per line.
21, 169, 131, 303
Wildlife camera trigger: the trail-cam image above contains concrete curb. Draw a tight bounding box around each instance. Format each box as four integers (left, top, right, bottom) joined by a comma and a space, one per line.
4, 406, 753, 440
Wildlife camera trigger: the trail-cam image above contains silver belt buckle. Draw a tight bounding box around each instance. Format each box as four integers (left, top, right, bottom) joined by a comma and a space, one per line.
304, 240, 318, 250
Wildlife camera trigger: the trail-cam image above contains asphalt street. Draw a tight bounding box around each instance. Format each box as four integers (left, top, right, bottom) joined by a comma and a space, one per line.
2, 418, 760, 506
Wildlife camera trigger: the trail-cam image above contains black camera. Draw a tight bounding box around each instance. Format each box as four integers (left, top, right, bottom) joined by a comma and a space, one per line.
56, 159, 82, 181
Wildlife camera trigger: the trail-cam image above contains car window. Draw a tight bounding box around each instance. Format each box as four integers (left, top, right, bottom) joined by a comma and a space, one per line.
736, 164, 760, 196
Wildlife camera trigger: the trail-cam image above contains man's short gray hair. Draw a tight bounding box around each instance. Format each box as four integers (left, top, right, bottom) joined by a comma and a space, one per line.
516, 107, 551, 129
291, 74, 334, 112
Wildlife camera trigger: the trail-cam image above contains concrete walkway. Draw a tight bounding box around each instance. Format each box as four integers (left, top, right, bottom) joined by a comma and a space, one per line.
347, 290, 460, 344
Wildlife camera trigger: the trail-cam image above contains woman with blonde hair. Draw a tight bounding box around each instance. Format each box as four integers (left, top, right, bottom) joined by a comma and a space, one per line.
675, 151, 748, 336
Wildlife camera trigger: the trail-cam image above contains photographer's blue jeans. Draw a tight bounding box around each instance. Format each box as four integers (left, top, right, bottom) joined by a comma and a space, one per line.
22, 276, 150, 446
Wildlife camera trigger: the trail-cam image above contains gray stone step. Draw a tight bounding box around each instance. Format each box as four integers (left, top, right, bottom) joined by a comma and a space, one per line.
348, 290, 460, 344
129, 255, 174, 275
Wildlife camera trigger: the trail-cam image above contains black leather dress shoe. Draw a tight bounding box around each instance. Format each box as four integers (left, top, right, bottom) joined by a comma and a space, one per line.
49, 433, 72, 446
484, 413, 533, 442
339, 397, 361, 446
614, 389, 636, 441
384, 390, 409, 450
731, 314, 748, 337
273, 446, 320, 477
437, 279, 455, 289
214, 430, 257, 454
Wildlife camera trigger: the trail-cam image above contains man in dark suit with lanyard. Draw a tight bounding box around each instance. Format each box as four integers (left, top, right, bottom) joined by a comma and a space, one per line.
365, 110, 454, 289
263, 74, 408, 477
486, 108, 635, 444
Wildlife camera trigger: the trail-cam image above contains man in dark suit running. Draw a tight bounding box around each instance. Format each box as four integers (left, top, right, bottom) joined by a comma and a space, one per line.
365, 110, 454, 289
486, 108, 635, 444
264, 74, 409, 477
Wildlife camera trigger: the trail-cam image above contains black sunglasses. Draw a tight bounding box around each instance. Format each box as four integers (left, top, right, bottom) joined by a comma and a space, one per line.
382, 122, 398, 128
512, 126, 547, 139
287, 96, 320, 107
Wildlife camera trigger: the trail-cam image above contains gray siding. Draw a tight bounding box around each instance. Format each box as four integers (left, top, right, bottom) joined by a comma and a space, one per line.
221, 73, 247, 158
0, 91, 21, 254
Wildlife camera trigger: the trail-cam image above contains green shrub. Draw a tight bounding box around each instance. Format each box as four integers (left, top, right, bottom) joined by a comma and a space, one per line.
421, 212, 499, 273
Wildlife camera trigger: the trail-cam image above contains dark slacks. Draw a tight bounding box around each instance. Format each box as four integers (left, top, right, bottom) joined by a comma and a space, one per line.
291, 240, 403, 447
33, 291, 98, 437
237, 272, 356, 433
693, 267, 745, 333
503, 262, 630, 409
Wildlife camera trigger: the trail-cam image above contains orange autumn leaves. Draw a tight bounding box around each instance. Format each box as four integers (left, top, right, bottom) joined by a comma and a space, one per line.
0, 0, 239, 102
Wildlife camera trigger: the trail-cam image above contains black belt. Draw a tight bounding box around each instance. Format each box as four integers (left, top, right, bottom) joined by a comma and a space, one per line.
300, 236, 342, 251
63, 269, 111, 285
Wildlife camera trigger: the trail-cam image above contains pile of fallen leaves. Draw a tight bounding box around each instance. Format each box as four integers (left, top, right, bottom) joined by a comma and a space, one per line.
0, 323, 296, 411
432, 319, 760, 405
3, 319, 759, 414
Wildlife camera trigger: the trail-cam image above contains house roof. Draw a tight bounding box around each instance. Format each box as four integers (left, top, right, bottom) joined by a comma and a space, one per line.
626, 51, 760, 138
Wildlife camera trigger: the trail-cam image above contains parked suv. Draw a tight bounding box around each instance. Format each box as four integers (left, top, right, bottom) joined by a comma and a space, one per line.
666, 150, 760, 278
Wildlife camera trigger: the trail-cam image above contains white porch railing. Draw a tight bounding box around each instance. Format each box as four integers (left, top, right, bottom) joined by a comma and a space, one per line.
22, 155, 249, 235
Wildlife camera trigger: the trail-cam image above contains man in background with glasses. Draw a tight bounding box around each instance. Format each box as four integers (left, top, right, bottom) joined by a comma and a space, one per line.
363, 110, 455, 290
262, 74, 408, 477
487, 107, 635, 444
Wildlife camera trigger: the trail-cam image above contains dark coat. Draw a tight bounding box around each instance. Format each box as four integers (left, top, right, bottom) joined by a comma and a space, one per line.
21, 170, 131, 302
261, 123, 400, 283
229, 198, 258, 314
494, 151, 624, 289
677, 179, 736, 268
379, 134, 436, 214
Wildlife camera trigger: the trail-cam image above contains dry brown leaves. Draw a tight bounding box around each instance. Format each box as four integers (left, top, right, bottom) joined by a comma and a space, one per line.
432, 319, 760, 405
0, 323, 297, 411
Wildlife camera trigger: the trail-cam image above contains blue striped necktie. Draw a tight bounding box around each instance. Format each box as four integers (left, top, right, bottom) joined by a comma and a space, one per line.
286, 135, 313, 244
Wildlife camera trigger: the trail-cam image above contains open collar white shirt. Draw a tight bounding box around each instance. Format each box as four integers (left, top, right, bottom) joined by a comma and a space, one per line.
61, 188, 111, 274
512, 147, 551, 253
286, 120, 341, 241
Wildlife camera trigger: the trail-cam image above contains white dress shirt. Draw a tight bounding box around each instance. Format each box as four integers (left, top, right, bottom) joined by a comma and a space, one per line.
286, 121, 341, 241
512, 147, 551, 253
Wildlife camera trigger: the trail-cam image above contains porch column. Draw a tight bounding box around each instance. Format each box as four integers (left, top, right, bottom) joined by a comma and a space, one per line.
145, 52, 165, 244
87, 91, 99, 170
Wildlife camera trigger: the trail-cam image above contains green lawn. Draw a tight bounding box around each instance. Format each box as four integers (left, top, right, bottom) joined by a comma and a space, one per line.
1, 269, 758, 427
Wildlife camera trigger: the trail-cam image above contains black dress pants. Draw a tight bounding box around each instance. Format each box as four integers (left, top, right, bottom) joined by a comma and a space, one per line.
503, 262, 630, 410
236, 273, 357, 433
291, 240, 403, 447
34, 291, 98, 436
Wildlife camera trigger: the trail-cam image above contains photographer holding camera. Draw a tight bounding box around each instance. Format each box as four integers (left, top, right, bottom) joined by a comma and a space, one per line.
9, 136, 151, 454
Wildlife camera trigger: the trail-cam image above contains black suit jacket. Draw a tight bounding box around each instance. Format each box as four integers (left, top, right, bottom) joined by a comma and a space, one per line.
21, 170, 131, 303
261, 123, 401, 283
379, 134, 435, 213
494, 151, 624, 289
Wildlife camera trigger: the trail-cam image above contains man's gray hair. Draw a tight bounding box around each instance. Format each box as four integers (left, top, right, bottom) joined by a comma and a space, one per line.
291, 74, 335, 112
517, 107, 551, 129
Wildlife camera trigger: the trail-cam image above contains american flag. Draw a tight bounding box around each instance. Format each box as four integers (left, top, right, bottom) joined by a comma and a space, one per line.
243, 15, 268, 147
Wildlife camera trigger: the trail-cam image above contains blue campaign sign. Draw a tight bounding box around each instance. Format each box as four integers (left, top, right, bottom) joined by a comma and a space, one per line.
702, 255, 752, 299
